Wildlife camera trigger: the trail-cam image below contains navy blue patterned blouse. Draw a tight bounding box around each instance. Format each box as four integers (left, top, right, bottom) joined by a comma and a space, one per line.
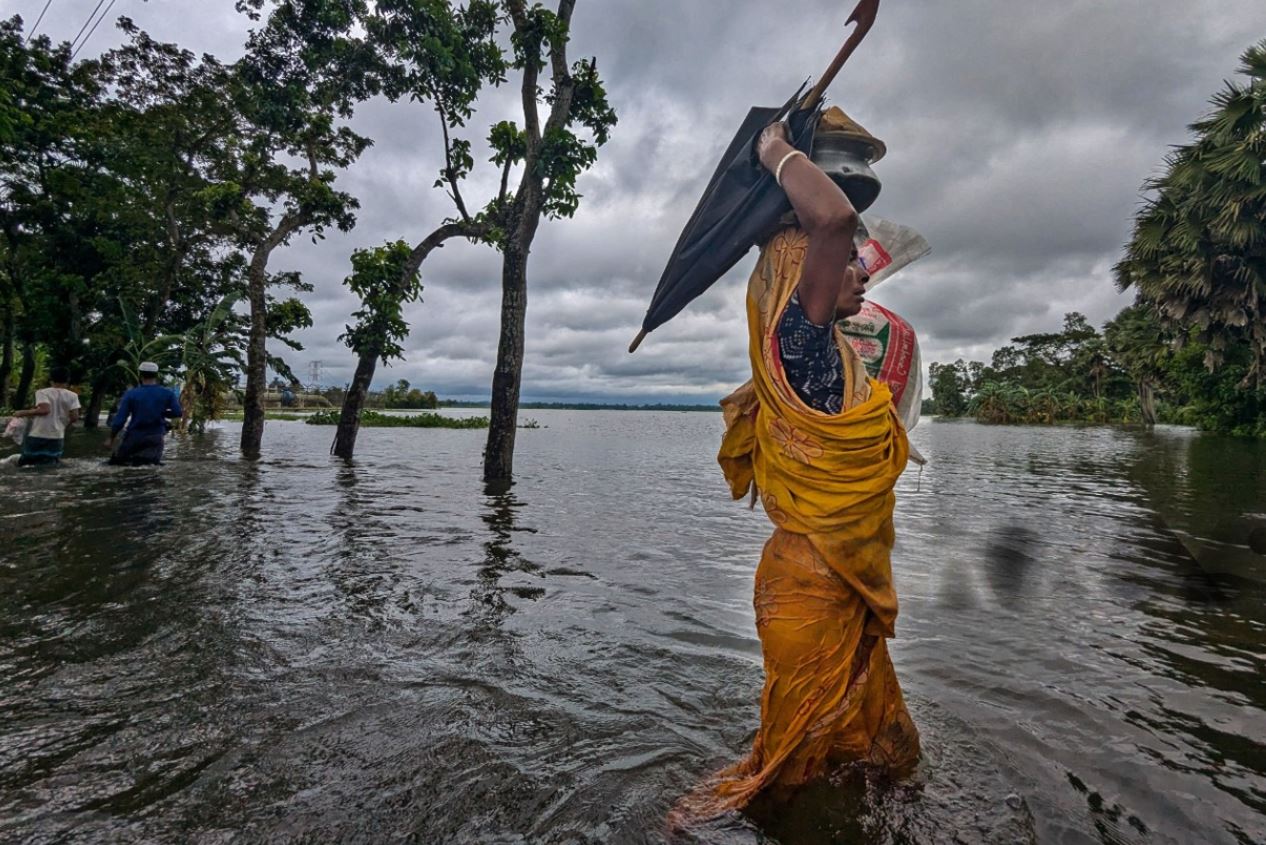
777, 291, 844, 414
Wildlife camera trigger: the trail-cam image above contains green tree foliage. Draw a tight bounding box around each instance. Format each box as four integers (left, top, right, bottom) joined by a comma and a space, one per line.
985, 312, 1118, 395
339, 241, 419, 365
0, 19, 112, 408
380, 379, 439, 410
1115, 39, 1266, 387
928, 360, 970, 417
942, 38, 1263, 437
1103, 303, 1170, 424
330, 240, 422, 457
938, 311, 1142, 427
1157, 334, 1266, 436
0, 14, 319, 431
115, 297, 182, 383
329, 0, 615, 469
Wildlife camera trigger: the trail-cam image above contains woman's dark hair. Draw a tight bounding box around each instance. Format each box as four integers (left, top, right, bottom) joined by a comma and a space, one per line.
49, 365, 71, 384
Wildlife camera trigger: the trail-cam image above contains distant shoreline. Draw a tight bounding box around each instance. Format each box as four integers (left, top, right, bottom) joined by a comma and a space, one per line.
440, 401, 720, 412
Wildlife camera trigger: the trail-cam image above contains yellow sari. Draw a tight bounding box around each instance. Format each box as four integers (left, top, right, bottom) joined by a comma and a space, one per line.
685, 227, 919, 817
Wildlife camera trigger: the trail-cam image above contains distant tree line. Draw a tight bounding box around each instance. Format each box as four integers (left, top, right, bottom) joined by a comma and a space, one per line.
379, 379, 439, 410
929, 40, 1266, 438
262, 379, 435, 410
929, 303, 1265, 436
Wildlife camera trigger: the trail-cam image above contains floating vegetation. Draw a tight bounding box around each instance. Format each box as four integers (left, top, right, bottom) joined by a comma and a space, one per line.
222, 411, 309, 422
305, 410, 489, 429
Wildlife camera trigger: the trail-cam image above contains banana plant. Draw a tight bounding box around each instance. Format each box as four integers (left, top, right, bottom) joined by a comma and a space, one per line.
178, 291, 245, 433
116, 297, 182, 383
971, 381, 1014, 424
1029, 388, 1059, 424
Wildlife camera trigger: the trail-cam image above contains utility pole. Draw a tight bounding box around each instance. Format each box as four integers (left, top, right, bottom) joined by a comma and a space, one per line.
308, 360, 324, 391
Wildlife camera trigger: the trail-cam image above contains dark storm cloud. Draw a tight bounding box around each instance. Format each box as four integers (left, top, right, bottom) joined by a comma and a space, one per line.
14, 0, 1266, 398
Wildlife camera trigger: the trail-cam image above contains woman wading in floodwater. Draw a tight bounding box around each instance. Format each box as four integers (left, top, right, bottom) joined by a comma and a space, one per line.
676, 107, 919, 820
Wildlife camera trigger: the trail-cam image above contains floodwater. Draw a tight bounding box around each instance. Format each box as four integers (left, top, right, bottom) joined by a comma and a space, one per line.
1, 413, 1264, 844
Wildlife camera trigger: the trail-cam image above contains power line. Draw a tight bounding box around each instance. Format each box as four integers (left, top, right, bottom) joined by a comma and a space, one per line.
24, 0, 55, 43
67, 0, 108, 54
70, 0, 119, 61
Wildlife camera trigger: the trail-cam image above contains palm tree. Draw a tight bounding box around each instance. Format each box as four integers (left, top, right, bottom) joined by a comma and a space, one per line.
1081, 340, 1111, 400
1006, 385, 1031, 424
1115, 39, 1266, 388
972, 382, 1032, 424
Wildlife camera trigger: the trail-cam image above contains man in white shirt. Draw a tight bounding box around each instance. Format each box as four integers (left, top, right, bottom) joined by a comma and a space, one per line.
11, 366, 81, 466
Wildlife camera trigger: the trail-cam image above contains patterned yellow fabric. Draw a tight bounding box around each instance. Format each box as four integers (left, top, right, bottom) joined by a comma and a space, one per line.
682, 226, 918, 820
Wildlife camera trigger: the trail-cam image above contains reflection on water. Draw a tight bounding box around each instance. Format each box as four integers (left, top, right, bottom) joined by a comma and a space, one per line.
1, 415, 1264, 843
474, 487, 544, 619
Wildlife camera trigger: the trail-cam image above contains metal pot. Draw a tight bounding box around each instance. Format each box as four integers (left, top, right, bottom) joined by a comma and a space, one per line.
811, 133, 882, 212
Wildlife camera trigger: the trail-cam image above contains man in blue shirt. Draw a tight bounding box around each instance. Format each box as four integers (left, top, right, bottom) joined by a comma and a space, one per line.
108, 361, 182, 465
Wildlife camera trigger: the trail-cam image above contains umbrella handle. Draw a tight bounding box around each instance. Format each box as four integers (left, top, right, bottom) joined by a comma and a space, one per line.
800, 0, 880, 111
628, 328, 647, 354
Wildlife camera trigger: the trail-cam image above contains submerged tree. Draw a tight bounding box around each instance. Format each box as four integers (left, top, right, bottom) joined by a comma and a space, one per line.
329, 0, 614, 475
1, 9, 368, 434
332, 241, 420, 458
85, 23, 250, 425
329, 0, 503, 460
230, 0, 378, 458
482, 0, 615, 484
1116, 38, 1266, 387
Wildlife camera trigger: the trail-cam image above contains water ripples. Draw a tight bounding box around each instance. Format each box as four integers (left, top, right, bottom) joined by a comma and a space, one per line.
1, 413, 1264, 843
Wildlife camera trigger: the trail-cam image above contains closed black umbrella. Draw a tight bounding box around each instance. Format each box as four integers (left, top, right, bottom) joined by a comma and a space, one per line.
629, 0, 880, 353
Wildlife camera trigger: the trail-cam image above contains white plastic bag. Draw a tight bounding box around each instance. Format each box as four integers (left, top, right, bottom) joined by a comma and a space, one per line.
5, 416, 26, 446
857, 216, 931, 291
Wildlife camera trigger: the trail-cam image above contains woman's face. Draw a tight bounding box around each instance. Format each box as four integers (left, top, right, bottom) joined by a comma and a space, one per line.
833, 250, 870, 319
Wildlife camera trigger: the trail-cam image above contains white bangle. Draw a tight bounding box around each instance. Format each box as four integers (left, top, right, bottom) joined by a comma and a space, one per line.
775, 149, 807, 187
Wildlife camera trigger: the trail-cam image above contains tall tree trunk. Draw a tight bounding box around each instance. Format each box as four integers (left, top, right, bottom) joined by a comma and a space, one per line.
1139, 379, 1157, 426
483, 0, 580, 485
240, 249, 270, 459
240, 215, 304, 459
84, 371, 110, 430
13, 342, 35, 409
0, 307, 13, 408
332, 352, 376, 460
145, 202, 183, 334
484, 241, 530, 484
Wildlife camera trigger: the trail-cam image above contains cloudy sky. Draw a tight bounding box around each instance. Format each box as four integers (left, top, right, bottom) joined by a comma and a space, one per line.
9, 0, 1266, 401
